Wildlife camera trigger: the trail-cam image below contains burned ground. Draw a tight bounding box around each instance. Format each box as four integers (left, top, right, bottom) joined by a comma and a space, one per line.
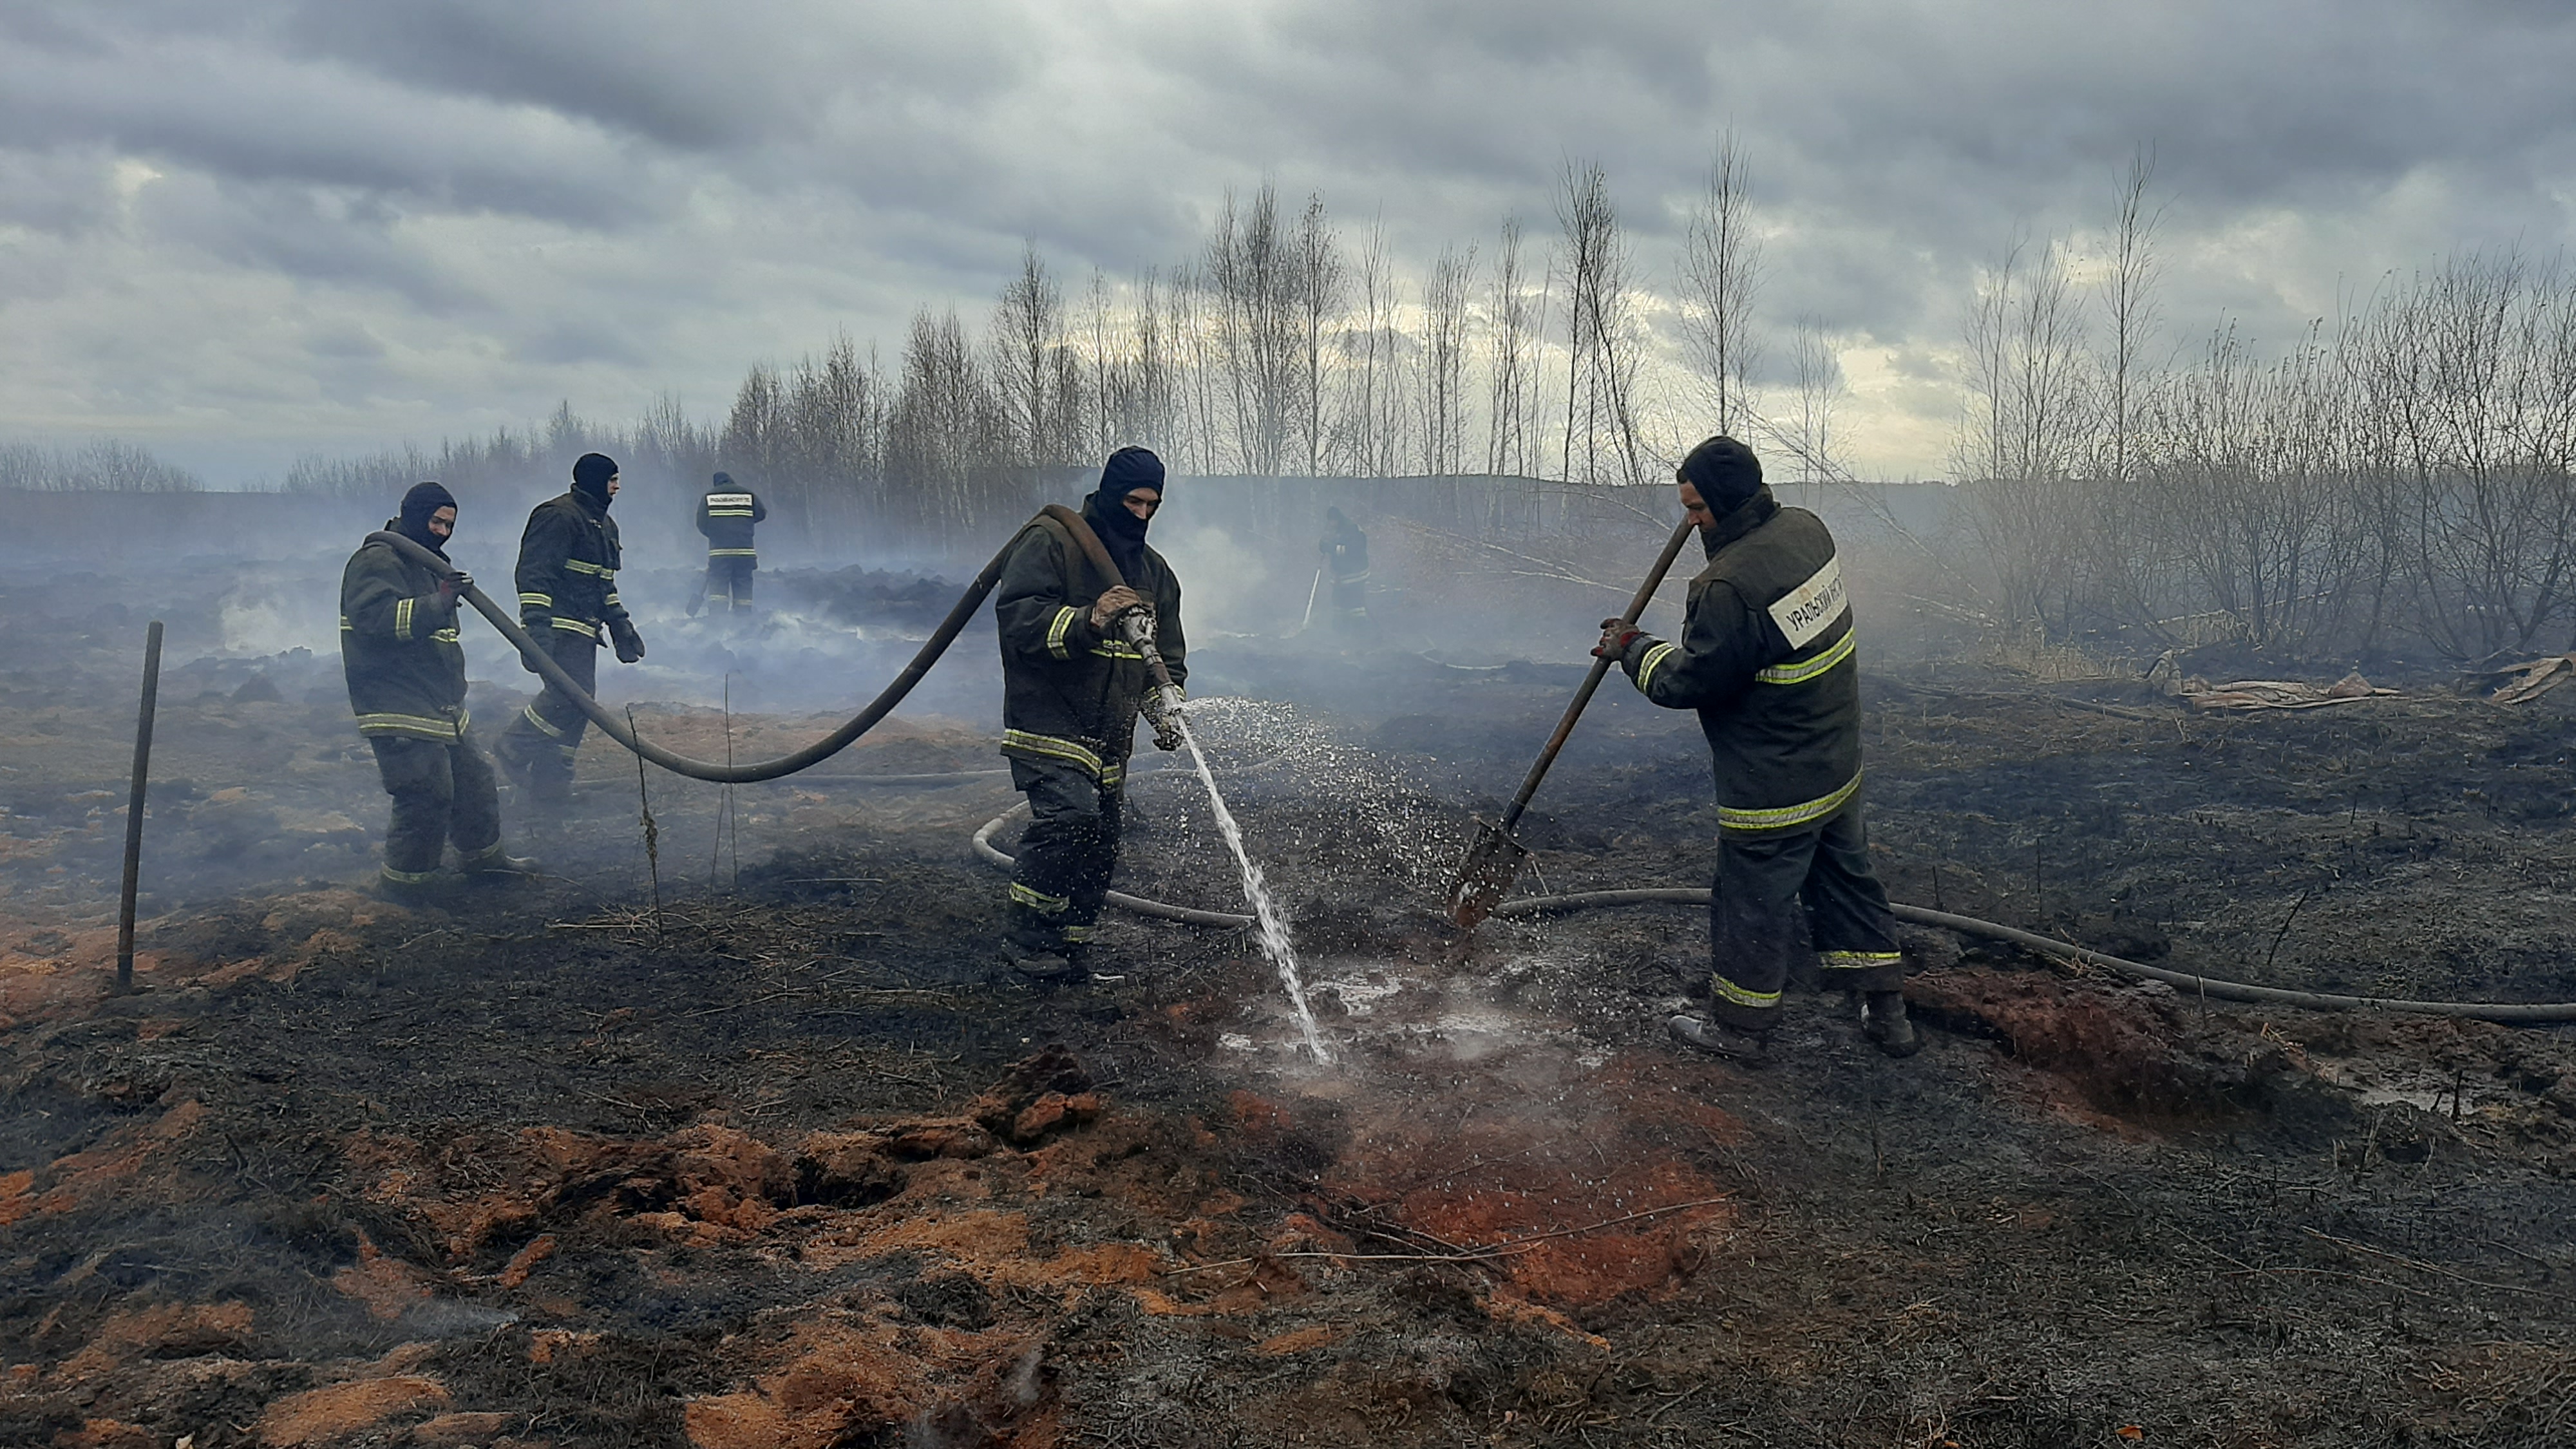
3, 553, 2576, 1447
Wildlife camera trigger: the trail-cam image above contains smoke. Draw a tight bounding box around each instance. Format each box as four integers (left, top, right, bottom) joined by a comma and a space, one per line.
220, 573, 341, 657
1150, 524, 1271, 636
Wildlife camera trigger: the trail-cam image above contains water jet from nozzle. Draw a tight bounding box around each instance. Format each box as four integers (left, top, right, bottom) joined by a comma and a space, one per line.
1173, 716, 1331, 1063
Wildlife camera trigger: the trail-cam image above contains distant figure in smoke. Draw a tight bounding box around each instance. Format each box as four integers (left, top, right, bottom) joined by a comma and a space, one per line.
1596, 437, 1919, 1061
339, 482, 538, 898
1319, 506, 1372, 637
493, 453, 646, 804
693, 471, 767, 616
992, 446, 1188, 982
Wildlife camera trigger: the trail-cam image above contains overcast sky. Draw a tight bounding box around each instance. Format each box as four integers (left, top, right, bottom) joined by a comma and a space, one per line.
5, 0, 2573, 484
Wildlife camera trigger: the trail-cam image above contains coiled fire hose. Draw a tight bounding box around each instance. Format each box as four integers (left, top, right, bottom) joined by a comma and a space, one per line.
971, 814, 2576, 1023
365, 503, 1138, 785
372, 517, 2576, 1024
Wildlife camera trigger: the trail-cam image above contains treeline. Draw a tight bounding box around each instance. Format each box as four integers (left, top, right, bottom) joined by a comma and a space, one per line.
0, 438, 201, 492
1953, 156, 2576, 663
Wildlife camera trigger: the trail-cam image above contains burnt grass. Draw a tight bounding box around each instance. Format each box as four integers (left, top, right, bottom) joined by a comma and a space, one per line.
4, 590, 2576, 1445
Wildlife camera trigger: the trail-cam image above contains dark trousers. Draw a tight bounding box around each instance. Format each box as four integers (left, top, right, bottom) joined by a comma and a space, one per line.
1330, 573, 1371, 633
705, 555, 755, 609
1708, 803, 1902, 1030
372, 730, 502, 882
497, 629, 598, 789
1005, 755, 1126, 952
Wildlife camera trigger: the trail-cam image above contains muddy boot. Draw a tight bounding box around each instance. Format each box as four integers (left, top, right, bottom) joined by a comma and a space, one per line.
374, 868, 460, 907
1001, 929, 1087, 985
1860, 990, 1922, 1058
1666, 1014, 1771, 1063
458, 843, 543, 878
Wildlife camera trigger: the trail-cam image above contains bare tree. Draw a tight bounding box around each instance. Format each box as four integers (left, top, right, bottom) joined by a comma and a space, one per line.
1293, 195, 1346, 475
1485, 216, 1537, 476
1955, 234, 2094, 632
2101, 146, 2166, 484
1557, 159, 1647, 485
1679, 128, 1765, 435
1786, 317, 1843, 482
1421, 243, 1478, 475
989, 243, 1065, 468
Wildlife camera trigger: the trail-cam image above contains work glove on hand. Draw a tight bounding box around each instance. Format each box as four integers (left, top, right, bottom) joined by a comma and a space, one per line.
519, 643, 545, 675
1146, 684, 1186, 752
435, 570, 472, 606
610, 618, 646, 664
1089, 586, 1146, 630
1593, 618, 1644, 660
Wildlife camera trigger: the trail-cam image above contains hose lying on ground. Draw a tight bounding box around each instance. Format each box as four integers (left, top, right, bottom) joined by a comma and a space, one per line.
969, 816, 2576, 1023
368, 503, 1135, 785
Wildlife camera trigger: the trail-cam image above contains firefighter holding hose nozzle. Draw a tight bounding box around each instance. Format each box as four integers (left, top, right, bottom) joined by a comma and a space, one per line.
339, 482, 540, 900
993, 447, 1188, 984
494, 453, 646, 805
1597, 437, 1919, 1062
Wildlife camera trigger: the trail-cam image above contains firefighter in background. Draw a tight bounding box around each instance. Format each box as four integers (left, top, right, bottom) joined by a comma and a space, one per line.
1320, 506, 1372, 636
693, 471, 767, 615
339, 482, 537, 897
992, 447, 1187, 982
493, 453, 647, 804
1597, 436, 1919, 1062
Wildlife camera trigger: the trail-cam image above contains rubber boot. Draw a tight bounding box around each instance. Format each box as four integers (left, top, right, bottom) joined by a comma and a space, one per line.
1666, 1014, 1772, 1063
1860, 990, 1922, 1058
459, 843, 543, 878
374, 868, 460, 907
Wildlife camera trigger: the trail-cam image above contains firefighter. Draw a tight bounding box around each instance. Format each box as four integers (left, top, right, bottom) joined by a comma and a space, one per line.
1320, 506, 1372, 635
493, 453, 645, 804
992, 446, 1187, 981
694, 471, 767, 615
1596, 436, 1919, 1061
340, 482, 537, 898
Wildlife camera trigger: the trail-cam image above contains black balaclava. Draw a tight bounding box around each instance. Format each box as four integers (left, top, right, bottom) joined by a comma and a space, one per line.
710, 471, 733, 492
1678, 435, 1763, 552
392, 481, 457, 558
1082, 446, 1165, 584
573, 452, 619, 509
1325, 505, 1348, 536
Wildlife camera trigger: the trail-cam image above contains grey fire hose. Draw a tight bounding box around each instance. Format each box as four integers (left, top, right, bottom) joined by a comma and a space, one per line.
968, 819, 2576, 1023
365, 502, 1128, 785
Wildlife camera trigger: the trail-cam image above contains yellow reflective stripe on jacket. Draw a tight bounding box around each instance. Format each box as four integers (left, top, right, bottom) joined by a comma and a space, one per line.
1717, 771, 1862, 833
1001, 729, 1105, 776
1819, 951, 1902, 971
520, 705, 566, 739
604, 593, 621, 609
355, 711, 464, 741
1713, 974, 1783, 1009
1635, 642, 1679, 694
1045, 606, 1079, 661
1009, 882, 1070, 914
708, 547, 757, 557
393, 598, 416, 641
1090, 641, 1146, 660
520, 592, 553, 609
564, 560, 614, 578
1756, 628, 1855, 685
433, 628, 461, 643
552, 618, 600, 638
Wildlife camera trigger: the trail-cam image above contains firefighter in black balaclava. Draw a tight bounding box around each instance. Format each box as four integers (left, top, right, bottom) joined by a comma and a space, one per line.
493, 453, 645, 804
990, 447, 1188, 982
1599, 437, 1919, 1063
339, 482, 538, 898
1320, 506, 1372, 636
694, 471, 767, 616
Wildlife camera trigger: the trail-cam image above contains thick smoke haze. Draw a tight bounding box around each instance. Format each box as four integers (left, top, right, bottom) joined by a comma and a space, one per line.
4, 1, 2575, 480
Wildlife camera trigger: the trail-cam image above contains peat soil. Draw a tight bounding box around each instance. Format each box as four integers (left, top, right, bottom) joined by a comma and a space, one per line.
3, 569, 2576, 1446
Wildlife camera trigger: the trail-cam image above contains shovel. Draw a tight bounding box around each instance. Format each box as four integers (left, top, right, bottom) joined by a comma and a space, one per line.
1446, 518, 1700, 929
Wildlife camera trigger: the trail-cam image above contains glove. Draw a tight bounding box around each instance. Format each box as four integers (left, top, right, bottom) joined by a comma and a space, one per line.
1090, 586, 1146, 629
1593, 618, 1644, 659
435, 569, 471, 605
1145, 684, 1186, 751
520, 642, 545, 674
610, 618, 646, 664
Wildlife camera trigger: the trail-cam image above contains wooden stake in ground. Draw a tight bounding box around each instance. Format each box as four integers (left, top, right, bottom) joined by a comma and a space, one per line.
115, 620, 165, 994
629, 705, 663, 938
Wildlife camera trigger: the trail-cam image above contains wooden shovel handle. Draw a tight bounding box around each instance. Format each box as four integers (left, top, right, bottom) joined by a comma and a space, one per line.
1496, 518, 1698, 832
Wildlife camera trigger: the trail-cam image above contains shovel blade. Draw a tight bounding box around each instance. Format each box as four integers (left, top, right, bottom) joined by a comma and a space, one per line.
1446, 817, 1530, 929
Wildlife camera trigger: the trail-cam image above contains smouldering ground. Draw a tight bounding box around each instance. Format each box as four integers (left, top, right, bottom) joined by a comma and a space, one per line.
4, 560, 2576, 1445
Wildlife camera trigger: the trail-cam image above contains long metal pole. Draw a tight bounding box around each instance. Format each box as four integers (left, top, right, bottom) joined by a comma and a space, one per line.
116, 620, 165, 994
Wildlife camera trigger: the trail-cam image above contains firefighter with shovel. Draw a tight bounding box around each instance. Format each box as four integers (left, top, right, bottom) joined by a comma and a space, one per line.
1600, 437, 1916, 1061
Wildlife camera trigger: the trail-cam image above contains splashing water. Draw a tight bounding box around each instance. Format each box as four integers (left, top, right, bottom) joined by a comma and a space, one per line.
1176, 717, 1331, 1063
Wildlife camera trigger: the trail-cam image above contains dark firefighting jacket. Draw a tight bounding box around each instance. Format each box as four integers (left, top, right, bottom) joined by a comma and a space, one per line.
1321, 522, 1368, 583
515, 491, 630, 645
339, 529, 469, 743
994, 516, 1188, 786
1616, 487, 1862, 833
696, 487, 766, 558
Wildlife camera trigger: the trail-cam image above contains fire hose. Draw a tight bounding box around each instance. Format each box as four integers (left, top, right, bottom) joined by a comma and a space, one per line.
371, 516, 2576, 1025
365, 503, 1146, 785
970, 815, 2576, 1023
